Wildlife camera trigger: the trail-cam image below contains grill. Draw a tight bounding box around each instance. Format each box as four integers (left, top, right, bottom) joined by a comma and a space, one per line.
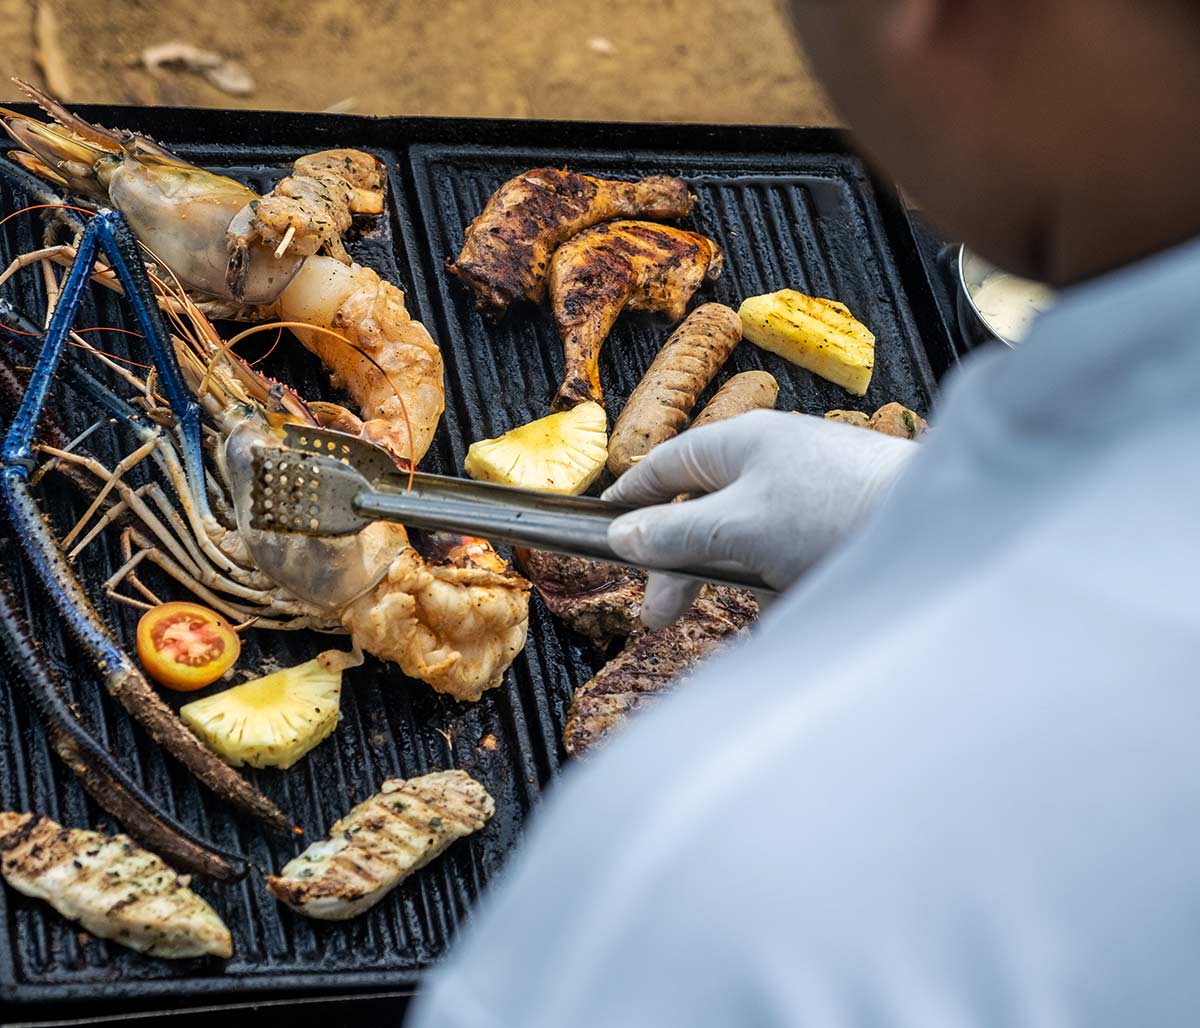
0, 107, 960, 1019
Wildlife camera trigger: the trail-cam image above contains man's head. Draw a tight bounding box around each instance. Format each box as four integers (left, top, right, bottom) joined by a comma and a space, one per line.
787, 0, 1200, 285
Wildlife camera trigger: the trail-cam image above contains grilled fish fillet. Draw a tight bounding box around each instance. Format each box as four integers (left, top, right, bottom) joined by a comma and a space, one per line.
563, 586, 758, 756
266, 771, 494, 920
549, 221, 723, 410
0, 813, 232, 958
448, 168, 695, 316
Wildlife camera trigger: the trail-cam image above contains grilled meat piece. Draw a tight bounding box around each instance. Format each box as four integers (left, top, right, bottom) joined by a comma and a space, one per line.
517, 548, 647, 645
563, 586, 758, 756
867, 401, 927, 439
825, 402, 927, 439
0, 813, 232, 958
550, 221, 723, 411
608, 303, 744, 476
690, 370, 780, 429
266, 771, 494, 921
447, 168, 695, 316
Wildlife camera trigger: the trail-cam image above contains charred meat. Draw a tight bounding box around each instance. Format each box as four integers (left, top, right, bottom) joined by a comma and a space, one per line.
517, 548, 647, 645
447, 168, 695, 316
563, 586, 758, 757
550, 221, 723, 410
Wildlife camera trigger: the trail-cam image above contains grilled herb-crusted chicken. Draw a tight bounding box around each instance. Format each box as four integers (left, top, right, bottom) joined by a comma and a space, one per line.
0, 813, 232, 958
549, 221, 723, 410
563, 587, 758, 756
447, 168, 695, 316
266, 771, 494, 921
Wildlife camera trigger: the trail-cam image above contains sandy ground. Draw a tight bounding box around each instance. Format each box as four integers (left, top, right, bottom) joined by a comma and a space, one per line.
0, 0, 834, 124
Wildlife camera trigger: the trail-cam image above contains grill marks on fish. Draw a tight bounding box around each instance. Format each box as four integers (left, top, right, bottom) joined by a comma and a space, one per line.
266, 771, 495, 921
0, 813, 232, 959
563, 586, 758, 756
447, 168, 695, 316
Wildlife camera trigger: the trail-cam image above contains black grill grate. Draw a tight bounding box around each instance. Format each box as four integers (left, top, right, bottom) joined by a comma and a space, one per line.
0, 109, 957, 1014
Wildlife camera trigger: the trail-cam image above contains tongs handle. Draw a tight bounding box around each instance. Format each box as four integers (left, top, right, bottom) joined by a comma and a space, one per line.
360, 471, 777, 595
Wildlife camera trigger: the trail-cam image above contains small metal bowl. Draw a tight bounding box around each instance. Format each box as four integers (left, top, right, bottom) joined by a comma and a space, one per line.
956, 244, 1054, 349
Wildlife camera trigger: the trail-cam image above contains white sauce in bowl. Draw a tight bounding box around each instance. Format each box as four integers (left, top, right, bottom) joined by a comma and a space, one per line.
972, 271, 1056, 344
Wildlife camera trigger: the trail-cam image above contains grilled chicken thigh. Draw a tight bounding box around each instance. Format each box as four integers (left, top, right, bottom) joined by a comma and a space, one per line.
267, 771, 494, 920
448, 168, 695, 316
549, 222, 723, 410
0, 813, 232, 959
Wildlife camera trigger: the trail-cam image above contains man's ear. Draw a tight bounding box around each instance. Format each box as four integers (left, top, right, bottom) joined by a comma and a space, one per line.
882, 0, 945, 55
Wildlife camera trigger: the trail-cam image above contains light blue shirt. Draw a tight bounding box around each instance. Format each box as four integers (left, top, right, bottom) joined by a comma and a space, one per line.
408, 236, 1200, 1027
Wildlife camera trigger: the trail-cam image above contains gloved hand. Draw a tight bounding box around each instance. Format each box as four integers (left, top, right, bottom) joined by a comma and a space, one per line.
603, 410, 918, 628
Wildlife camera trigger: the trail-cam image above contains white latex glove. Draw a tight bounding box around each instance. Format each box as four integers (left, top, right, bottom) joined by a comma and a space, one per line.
603, 410, 918, 628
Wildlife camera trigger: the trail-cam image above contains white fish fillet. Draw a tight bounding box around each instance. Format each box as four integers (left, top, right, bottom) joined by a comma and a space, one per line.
267, 770, 494, 920
0, 812, 232, 959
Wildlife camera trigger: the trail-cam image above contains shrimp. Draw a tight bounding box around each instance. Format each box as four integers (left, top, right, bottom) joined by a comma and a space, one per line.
275, 256, 444, 464
0, 78, 444, 465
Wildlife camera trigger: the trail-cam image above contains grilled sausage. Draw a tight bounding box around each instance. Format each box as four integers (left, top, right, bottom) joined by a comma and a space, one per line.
607, 303, 743, 476
824, 409, 871, 429
825, 402, 927, 439
689, 370, 780, 429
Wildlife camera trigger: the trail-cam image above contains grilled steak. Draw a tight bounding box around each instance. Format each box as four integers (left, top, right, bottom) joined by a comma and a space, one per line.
447, 168, 695, 316
266, 771, 494, 921
563, 586, 758, 756
517, 548, 647, 645
0, 813, 232, 958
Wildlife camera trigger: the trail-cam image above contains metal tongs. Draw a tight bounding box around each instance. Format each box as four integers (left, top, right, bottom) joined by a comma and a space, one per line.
245, 424, 775, 594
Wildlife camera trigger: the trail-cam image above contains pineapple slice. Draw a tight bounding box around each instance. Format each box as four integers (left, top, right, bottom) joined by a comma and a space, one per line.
739, 289, 876, 396
180, 649, 360, 770
464, 401, 608, 495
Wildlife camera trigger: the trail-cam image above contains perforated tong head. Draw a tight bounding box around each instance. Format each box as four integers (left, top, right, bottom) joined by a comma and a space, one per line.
249, 424, 776, 594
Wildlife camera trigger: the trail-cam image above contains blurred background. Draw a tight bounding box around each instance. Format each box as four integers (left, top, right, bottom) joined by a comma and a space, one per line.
0, 0, 834, 124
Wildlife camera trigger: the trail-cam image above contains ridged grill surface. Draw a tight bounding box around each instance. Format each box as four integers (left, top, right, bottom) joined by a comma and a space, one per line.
0, 110, 956, 1012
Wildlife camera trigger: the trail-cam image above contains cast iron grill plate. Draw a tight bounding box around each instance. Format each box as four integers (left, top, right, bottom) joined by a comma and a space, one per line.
0, 108, 958, 1013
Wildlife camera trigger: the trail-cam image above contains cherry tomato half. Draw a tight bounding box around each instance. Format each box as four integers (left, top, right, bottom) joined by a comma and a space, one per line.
136, 602, 240, 691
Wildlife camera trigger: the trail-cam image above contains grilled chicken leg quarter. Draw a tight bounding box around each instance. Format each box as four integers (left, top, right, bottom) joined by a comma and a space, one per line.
448, 168, 695, 316
550, 221, 724, 410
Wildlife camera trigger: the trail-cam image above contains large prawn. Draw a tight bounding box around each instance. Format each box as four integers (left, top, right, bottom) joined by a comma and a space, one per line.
0, 95, 530, 876
0, 78, 443, 465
